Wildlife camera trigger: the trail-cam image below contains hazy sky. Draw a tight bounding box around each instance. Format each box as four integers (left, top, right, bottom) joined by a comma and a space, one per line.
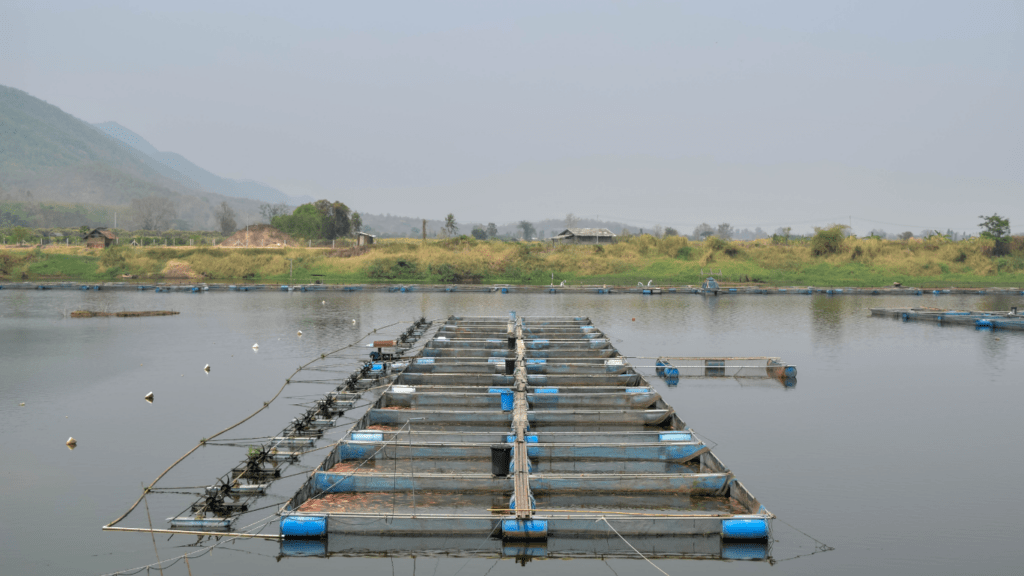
2, 1, 1021, 234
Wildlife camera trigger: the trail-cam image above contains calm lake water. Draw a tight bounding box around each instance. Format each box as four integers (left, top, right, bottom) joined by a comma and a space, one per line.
2, 289, 1022, 575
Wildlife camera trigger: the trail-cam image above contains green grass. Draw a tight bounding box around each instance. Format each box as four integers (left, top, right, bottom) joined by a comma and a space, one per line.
26, 253, 100, 278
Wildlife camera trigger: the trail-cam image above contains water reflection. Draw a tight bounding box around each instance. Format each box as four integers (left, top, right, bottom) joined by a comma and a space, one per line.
811, 295, 844, 342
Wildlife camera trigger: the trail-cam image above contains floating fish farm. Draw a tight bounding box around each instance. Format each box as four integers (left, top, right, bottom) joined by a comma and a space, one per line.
871, 307, 1024, 331
278, 313, 774, 562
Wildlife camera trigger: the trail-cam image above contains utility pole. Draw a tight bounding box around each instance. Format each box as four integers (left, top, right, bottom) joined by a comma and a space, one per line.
422, 219, 427, 242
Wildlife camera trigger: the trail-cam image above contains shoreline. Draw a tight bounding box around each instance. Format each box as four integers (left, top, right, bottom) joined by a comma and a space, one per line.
4, 280, 1022, 296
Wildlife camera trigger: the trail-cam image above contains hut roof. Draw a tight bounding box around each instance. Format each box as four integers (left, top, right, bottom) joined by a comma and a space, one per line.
83, 228, 117, 240
553, 228, 616, 238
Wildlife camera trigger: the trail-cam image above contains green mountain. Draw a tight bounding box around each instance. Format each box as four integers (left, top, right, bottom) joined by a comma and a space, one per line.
93, 121, 314, 206
0, 84, 266, 230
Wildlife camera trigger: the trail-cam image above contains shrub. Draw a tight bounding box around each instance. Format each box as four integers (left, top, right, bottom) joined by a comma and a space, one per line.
704, 236, 727, 251
657, 236, 689, 257
433, 262, 482, 283
723, 242, 741, 257
812, 226, 846, 256
365, 258, 420, 280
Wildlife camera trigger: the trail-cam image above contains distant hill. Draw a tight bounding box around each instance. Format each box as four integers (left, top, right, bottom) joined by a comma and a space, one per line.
93, 121, 313, 206
0, 84, 269, 230
356, 213, 635, 240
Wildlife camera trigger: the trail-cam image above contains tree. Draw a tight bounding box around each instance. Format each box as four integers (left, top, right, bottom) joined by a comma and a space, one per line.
0, 209, 27, 227
979, 213, 1010, 254
471, 227, 488, 240
78, 225, 90, 236
443, 213, 458, 237
272, 204, 324, 239
351, 212, 363, 235
11, 226, 31, 245
715, 223, 734, 240
693, 223, 714, 239
313, 200, 351, 238
259, 203, 289, 223
868, 228, 888, 239
518, 221, 536, 240
214, 201, 237, 235
486, 223, 498, 239
652, 225, 664, 238
565, 213, 579, 229
664, 227, 679, 237
130, 197, 176, 231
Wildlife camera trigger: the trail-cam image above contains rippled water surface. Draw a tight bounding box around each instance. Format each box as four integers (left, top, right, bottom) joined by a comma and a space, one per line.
2, 290, 1023, 575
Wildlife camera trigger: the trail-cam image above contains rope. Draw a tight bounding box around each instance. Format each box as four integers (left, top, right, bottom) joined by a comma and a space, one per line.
600, 517, 671, 576
450, 521, 502, 576
770, 516, 835, 562
98, 511, 281, 576
104, 321, 406, 528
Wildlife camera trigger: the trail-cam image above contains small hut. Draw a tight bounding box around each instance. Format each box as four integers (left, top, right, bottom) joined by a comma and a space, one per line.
83, 228, 117, 248
356, 232, 376, 246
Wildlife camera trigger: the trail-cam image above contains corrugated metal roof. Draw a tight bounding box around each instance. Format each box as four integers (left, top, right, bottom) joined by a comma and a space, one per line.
554, 228, 616, 237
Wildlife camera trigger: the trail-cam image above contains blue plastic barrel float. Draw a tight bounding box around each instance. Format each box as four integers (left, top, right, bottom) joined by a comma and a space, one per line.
280, 515, 327, 538
502, 519, 548, 540
722, 517, 769, 539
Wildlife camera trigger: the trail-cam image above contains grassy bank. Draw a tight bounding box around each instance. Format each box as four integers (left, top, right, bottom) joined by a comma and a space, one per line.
3, 235, 1024, 288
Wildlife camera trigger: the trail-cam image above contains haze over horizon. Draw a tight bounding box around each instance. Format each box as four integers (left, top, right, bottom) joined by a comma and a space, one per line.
1, 1, 1021, 235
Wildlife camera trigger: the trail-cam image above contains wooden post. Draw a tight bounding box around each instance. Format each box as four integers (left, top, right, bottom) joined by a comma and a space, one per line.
422, 219, 426, 241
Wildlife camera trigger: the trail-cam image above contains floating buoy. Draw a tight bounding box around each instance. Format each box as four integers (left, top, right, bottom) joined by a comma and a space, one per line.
204, 364, 211, 372
352, 319, 357, 324
252, 343, 259, 350
19, 402, 25, 406
297, 330, 302, 336
632, 318, 636, 322
66, 437, 77, 449
322, 300, 326, 305
144, 391, 154, 403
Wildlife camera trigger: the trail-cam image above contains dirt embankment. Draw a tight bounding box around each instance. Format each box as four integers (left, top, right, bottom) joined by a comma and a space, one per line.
222, 224, 296, 247
71, 310, 180, 318
162, 259, 202, 279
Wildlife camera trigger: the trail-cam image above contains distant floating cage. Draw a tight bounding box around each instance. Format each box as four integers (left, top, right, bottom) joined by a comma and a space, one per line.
871, 307, 1024, 331
656, 357, 796, 386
